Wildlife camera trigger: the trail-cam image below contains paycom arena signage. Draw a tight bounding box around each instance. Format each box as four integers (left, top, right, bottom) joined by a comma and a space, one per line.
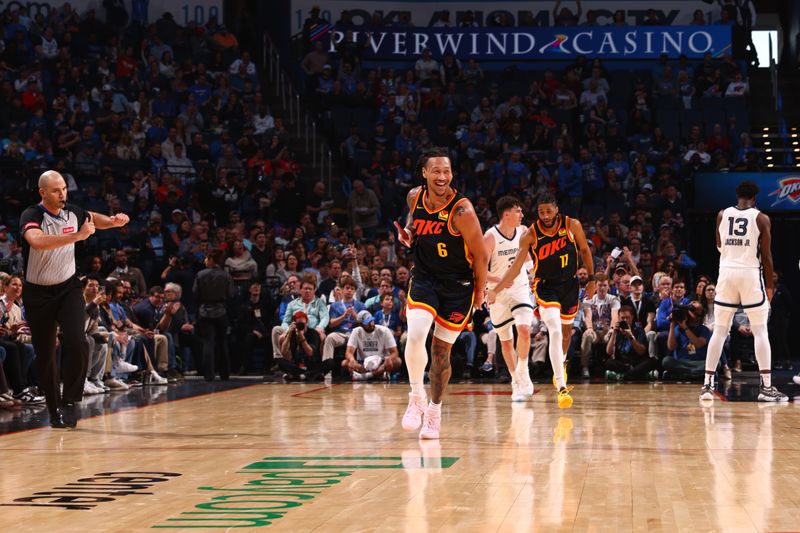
324, 26, 731, 60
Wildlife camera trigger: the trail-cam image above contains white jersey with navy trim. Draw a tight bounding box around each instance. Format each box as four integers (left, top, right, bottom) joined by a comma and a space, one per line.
487, 225, 533, 292
718, 206, 761, 270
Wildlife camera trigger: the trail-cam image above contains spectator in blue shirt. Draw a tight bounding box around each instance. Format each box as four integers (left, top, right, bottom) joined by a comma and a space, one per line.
504, 150, 530, 194
189, 75, 213, 107
606, 148, 630, 179
151, 90, 177, 119
322, 277, 365, 363
656, 280, 689, 332
556, 151, 582, 217
579, 147, 603, 201
373, 293, 404, 345
662, 301, 710, 381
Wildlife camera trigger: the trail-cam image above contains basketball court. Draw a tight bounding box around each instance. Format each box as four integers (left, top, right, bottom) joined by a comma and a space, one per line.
2, 382, 799, 531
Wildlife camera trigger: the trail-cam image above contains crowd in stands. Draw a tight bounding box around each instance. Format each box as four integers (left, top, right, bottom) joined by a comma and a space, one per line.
0, 2, 789, 416
301, 1, 754, 31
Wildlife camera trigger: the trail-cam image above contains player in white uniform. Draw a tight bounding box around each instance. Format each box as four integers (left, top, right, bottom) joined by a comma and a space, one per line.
483, 196, 535, 402
701, 181, 788, 402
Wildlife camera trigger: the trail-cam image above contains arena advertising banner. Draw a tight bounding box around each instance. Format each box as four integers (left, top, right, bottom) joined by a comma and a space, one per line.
4, 0, 223, 26
695, 174, 800, 212
291, 0, 725, 35
322, 26, 731, 60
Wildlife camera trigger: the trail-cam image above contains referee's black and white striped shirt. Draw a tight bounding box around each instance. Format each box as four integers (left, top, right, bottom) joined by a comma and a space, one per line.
20, 203, 88, 286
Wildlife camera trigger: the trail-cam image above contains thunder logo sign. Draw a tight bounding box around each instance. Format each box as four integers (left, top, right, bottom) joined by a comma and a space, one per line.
768, 177, 800, 208
538, 34, 570, 53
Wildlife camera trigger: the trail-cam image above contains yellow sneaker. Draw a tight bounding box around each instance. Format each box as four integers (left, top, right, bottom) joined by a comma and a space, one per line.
552, 362, 568, 389
557, 386, 573, 409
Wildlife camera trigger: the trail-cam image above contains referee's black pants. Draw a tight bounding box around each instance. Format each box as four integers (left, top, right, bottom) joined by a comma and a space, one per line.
196, 315, 229, 381
23, 277, 89, 417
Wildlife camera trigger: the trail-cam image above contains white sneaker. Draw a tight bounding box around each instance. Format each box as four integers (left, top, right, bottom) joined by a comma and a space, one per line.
352, 372, 366, 381
83, 379, 101, 395
402, 393, 427, 431
147, 370, 169, 385
511, 380, 527, 402
522, 374, 534, 397
90, 379, 110, 393
419, 406, 441, 440
793, 374, 800, 386
758, 385, 789, 402
104, 378, 130, 391
115, 360, 139, 373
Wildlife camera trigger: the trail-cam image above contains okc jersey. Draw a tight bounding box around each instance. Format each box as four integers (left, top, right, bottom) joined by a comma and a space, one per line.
718, 206, 761, 269
411, 187, 473, 281
531, 215, 578, 284
487, 225, 532, 292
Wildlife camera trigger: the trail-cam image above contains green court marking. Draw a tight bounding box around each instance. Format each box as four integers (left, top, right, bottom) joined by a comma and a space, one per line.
242, 456, 459, 470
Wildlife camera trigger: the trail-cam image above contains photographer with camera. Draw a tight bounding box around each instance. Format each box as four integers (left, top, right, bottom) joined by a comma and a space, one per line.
277, 310, 334, 381
654, 279, 689, 358
271, 274, 328, 363
604, 305, 654, 381
662, 301, 710, 381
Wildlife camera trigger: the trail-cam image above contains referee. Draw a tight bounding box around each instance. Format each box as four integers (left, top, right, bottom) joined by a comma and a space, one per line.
21, 170, 130, 428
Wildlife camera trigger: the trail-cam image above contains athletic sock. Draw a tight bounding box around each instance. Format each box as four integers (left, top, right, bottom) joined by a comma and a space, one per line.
427, 400, 441, 412
410, 382, 425, 397
704, 324, 728, 374
752, 323, 772, 388
704, 373, 715, 388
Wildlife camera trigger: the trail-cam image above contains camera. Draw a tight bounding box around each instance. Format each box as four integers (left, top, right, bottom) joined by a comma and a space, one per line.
618, 320, 629, 330
610, 247, 622, 260
671, 304, 691, 323
296, 322, 305, 331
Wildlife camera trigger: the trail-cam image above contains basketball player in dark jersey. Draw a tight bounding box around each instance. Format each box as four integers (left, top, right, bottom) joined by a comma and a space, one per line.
393, 147, 488, 440
491, 193, 595, 409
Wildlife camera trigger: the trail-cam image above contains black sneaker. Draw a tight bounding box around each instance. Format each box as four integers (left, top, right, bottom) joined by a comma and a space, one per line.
14, 387, 46, 405
699, 384, 715, 401
757, 385, 789, 402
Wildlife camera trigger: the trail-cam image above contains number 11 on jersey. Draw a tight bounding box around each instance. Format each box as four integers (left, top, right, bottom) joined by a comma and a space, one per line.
560, 253, 569, 268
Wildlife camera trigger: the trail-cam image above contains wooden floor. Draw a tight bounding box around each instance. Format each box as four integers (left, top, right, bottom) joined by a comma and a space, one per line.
2, 382, 800, 532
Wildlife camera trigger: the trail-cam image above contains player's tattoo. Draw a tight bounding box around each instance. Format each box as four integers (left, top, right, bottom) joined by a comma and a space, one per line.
429, 339, 452, 403
454, 203, 467, 217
